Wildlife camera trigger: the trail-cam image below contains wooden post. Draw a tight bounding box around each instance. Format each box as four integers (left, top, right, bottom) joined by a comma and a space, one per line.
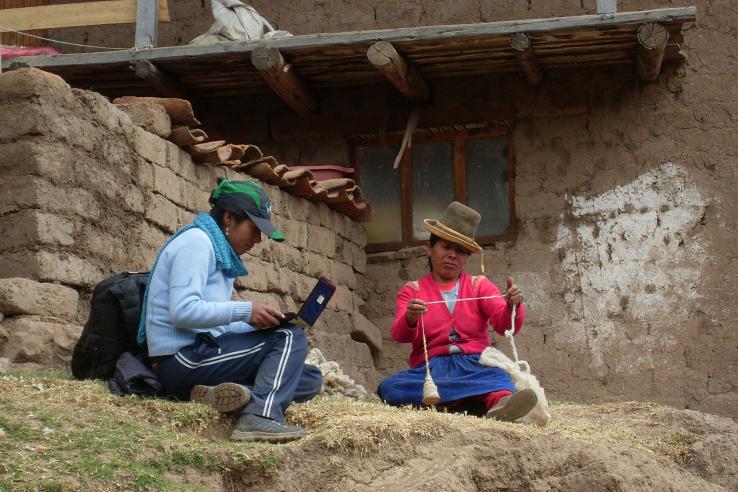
135, 0, 159, 48
251, 46, 317, 114
366, 40, 430, 101
596, 0, 617, 14
130, 60, 188, 99
636, 22, 669, 81
511, 32, 542, 85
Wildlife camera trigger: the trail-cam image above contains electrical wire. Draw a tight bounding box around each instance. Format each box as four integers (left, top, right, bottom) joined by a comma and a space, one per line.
0, 25, 129, 51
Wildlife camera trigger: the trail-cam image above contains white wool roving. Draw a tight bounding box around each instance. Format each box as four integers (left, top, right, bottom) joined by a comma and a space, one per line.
479, 347, 551, 426
306, 348, 370, 400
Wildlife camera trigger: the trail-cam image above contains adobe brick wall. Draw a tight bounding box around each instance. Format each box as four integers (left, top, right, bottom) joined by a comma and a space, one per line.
0, 68, 378, 387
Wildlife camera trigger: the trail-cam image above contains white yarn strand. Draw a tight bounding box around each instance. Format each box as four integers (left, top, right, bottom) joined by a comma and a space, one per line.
505, 305, 520, 363
422, 294, 522, 363
418, 314, 441, 405
423, 295, 506, 305
420, 315, 431, 376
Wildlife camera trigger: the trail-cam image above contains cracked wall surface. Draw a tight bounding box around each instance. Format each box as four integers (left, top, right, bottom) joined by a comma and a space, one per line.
552, 163, 711, 387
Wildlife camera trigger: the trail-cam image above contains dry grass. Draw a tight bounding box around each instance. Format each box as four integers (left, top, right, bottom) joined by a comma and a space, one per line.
0, 371, 278, 491
0, 370, 704, 491
542, 401, 699, 462
286, 397, 699, 463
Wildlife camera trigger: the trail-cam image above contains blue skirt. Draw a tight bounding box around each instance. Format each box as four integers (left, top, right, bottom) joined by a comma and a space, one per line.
377, 353, 515, 407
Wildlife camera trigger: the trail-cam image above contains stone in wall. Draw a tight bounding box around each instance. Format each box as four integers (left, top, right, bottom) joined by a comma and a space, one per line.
349, 312, 382, 354
0, 317, 82, 369
0, 278, 79, 322
114, 101, 171, 138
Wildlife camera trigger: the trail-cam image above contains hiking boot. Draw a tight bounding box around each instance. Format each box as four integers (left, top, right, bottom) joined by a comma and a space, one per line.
230, 413, 305, 442
485, 389, 538, 422
190, 382, 251, 413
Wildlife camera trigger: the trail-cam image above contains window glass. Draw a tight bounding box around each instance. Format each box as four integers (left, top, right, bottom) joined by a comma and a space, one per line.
357, 147, 402, 243
465, 137, 509, 236
411, 141, 455, 240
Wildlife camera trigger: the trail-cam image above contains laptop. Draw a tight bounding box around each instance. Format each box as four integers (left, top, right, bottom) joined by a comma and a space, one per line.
278, 277, 336, 328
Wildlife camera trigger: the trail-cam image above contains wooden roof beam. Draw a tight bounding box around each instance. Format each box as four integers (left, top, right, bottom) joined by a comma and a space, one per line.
130, 60, 189, 99
4, 7, 696, 70
367, 41, 430, 101
251, 46, 318, 114
511, 33, 542, 86
636, 22, 669, 81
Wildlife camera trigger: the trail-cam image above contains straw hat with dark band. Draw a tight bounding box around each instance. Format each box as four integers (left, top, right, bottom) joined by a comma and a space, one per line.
424, 201, 485, 273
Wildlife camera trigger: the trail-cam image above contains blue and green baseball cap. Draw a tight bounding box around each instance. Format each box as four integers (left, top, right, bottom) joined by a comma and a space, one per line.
209, 178, 284, 242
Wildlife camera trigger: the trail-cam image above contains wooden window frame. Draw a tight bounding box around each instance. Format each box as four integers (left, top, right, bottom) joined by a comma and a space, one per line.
351, 126, 517, 253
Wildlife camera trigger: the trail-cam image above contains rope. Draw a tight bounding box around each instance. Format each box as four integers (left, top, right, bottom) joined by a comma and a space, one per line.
505, 305, 519, 363
420, 294, 522, 365
0, 25, 128, 51
420, 315, 431, 377
423, 295, 505, 305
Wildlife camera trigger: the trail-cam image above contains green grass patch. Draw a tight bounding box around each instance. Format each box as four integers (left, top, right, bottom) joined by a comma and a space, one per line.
0, 372, 272, 491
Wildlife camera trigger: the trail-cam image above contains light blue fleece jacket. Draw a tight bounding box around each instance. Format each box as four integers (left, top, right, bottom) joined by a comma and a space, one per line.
144, 228, 255, 356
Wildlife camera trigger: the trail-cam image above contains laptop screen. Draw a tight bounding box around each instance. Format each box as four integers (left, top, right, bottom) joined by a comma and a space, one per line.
297, 277, 336, 326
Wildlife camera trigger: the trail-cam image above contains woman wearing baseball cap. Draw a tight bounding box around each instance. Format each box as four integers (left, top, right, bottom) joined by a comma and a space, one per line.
139, 177, 321, 442
377, 201, 537, 421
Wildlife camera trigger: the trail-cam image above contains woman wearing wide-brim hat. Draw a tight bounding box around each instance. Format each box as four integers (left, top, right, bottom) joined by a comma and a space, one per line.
377, 201, 537, 420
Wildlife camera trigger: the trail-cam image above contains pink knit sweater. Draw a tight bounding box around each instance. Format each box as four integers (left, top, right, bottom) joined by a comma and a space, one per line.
391, 272, 525, 368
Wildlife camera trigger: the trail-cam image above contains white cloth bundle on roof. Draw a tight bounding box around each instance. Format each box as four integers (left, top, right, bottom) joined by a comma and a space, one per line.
190, 0, 292, 45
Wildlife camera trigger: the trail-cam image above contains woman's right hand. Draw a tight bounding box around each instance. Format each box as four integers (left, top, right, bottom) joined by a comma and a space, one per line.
405, 298, 427, 327
250, 303, 284, 328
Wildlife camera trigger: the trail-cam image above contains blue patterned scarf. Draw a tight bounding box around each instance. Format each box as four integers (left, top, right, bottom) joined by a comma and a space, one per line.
136, 213, 248, 346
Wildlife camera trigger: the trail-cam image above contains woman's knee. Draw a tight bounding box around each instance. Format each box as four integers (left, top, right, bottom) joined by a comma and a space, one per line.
276, 326, 308, 353
293, 363, 323, 402
376, 377, 394, 402
284, 325, 307, 343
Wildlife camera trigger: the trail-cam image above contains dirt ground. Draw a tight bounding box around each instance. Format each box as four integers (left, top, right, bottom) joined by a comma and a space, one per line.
223, 399, 738, 491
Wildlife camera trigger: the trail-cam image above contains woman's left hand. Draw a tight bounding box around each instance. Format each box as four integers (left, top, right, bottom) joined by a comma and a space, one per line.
505, 277, 523, 306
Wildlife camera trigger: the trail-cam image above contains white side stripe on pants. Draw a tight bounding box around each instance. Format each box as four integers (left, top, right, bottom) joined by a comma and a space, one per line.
263, 328, 293, 419
174, 343, 266, 369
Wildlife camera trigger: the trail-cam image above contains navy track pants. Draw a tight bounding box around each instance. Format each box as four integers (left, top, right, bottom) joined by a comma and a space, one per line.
154, 327, 321, 423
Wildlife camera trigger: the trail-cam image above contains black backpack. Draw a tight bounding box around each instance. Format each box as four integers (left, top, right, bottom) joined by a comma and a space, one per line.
71, 272, 149, 380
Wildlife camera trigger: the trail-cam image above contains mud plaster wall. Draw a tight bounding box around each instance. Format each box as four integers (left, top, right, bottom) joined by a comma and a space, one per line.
202, 2, 737, 419
47, 0, 603, 51
46, 1, 698, 52
35, 1, 738, 418
0, 69, 381, 387
401, 6, 732, 422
